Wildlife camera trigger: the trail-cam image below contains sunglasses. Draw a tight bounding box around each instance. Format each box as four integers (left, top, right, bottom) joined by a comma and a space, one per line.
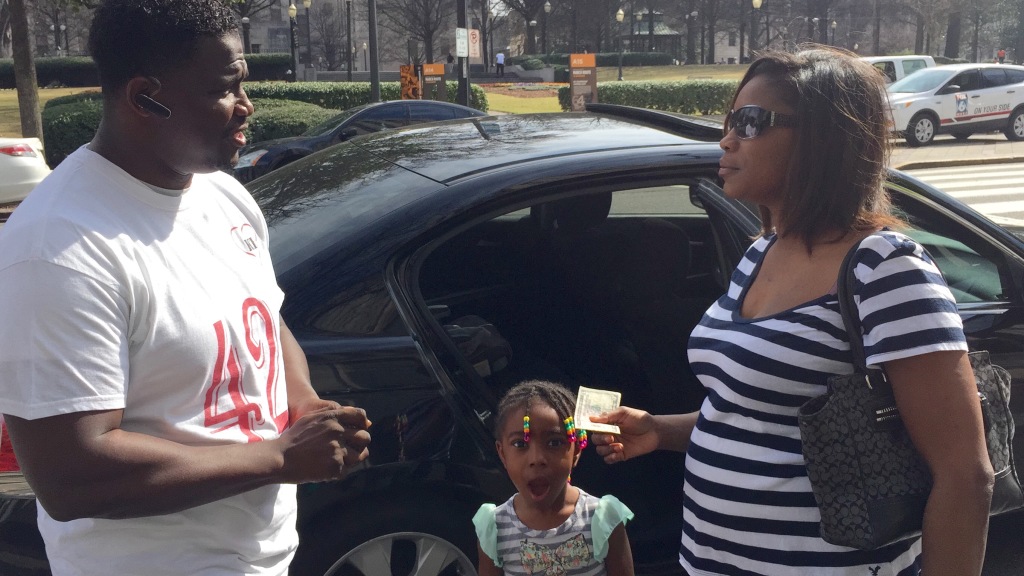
723, 105, 799, 139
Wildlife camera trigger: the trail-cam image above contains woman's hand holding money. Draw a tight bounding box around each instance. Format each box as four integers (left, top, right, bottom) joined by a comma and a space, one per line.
590, 408, 700, 464
589, 407, 659, 464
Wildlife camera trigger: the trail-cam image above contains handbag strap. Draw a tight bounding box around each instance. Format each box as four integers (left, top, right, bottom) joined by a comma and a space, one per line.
836, 235, 890, 389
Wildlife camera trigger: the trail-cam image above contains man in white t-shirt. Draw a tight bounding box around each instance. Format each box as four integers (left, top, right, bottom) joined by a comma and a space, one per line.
496, 51, 506, 77
0, 1, 371, 574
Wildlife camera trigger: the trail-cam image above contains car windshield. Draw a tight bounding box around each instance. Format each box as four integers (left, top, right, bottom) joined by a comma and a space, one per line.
888, 69, 953, 93
303, 106, 367, 137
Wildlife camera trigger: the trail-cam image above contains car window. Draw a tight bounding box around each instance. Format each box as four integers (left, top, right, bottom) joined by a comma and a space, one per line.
888, 185, 1011, 304
609, 185, 705, 215
981, 68, 1009, 88
874, 62, 897, 83
303, 106, 365, 137
409, 104, 457, 122
1006, 69, 1024, 84
349, 106, 409, 135
901, 59, 929, 76
945, 70, 982, 92
889, 68, 952, 93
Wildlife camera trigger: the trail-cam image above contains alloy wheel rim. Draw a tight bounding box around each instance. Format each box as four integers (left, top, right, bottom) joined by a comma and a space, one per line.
324, 532, 475, 576
915, 119, 933, 143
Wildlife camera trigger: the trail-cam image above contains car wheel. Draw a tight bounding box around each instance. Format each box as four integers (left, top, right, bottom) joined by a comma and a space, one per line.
323, 532, 475, 576
905, 113, 937, 147
290, 489, 485, 576
951, 131, 973, 141
1003, 107, 1024, 141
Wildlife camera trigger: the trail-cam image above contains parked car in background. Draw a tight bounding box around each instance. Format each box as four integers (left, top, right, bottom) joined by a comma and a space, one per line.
3, 106, 1023, 576
862, 54, 936, 84
0, 138, 50, 205
233, 100, 486, 183
888, 63, 1024, 146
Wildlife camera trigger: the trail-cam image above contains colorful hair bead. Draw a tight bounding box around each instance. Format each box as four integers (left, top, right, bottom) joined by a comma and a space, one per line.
564, 417, 577, 443
578, 429, 588, 450
523, 415, 530, 443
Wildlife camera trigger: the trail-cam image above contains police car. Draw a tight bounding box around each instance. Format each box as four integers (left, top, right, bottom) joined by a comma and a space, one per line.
887, 62, 1024, 146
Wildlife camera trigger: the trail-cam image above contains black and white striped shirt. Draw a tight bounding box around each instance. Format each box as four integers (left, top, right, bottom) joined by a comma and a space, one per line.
681, 231, 966, 576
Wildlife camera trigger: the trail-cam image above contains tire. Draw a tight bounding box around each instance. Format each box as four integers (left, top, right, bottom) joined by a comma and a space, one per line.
1004, 107, 1024, 141
290, 490, 483, 576
951, 131, 973, 141
904, 113, 937, 147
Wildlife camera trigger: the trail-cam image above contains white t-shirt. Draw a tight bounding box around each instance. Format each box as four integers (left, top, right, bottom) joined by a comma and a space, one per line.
0, 146, 297, 575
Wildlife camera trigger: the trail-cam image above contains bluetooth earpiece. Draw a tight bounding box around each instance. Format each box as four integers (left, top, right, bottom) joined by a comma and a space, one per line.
135, 93, 172, 119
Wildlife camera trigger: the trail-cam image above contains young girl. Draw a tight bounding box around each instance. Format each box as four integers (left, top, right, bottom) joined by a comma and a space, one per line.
473, 380, 634, 576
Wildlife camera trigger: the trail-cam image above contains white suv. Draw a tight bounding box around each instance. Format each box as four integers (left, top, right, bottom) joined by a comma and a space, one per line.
887, 63, 1024, 146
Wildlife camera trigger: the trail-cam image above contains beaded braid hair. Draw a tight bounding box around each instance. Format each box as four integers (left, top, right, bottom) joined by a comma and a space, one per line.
494, 380, 588, 449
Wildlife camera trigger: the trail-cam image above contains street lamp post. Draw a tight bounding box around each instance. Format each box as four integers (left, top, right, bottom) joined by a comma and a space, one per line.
346, 0, 353, 80
616, 8, 624, 80
542, 1, 551, 54
830, 20, 837, 46
811, 16, 819, 44
528, 20, 537, 54
287, 3, 298, 81
303, 0, 313, 70
750, 0, 761, 60
241, 17, 250, 54
362, 42, 368, 71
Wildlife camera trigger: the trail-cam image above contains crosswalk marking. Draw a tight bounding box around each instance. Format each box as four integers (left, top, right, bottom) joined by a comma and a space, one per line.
906, 163, 1024, 221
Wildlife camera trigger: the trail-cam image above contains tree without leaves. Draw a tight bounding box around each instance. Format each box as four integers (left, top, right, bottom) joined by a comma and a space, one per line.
499, 0, 549, 53
378, 0, 454, 62
9, 0, 41, 140
227, 0, 279, 20
309, 1, 344, 70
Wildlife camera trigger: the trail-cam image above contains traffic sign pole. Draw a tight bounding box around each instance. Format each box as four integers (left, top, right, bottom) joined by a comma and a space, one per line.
455, 0, 471, 106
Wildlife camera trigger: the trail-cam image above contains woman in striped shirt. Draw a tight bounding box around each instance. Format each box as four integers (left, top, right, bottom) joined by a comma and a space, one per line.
592, 47, 994, 576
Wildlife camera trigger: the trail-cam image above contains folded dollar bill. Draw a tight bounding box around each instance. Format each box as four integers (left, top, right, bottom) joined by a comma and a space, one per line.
574, 386, 621, 434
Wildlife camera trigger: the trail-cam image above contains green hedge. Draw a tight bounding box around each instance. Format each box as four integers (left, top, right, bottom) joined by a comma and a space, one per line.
245, 98, 337, 143
38, 82, 489, 167
2, 53, 293, 88
245, 81, 489, 111
557, 79, 738, 114
41, 98, 103, 167
0, 57, 98, 89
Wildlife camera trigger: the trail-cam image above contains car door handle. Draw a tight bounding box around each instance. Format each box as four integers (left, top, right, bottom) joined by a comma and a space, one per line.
971, 95, 981, 98
1008, 90, 1016, 93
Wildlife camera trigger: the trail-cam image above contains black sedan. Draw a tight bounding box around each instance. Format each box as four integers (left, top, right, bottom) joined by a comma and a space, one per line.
232, 100, 485, 183
1, 106, 1022, 576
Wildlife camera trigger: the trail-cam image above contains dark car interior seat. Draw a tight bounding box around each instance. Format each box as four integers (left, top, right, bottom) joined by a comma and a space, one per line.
531, 192, 710, 415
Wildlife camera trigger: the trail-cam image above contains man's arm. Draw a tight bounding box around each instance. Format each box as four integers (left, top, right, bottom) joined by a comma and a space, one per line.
5, 403, 368, 521
3, 318, 371, 522
280, 319, 342, 423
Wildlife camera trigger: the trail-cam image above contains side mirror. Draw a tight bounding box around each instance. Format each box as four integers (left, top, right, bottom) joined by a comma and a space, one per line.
938, 84, 962, 95
338, 128, 358, 142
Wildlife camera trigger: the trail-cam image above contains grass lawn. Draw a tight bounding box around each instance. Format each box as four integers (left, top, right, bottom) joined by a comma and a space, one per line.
0, 87, 99, 138
595, 64, 747, 82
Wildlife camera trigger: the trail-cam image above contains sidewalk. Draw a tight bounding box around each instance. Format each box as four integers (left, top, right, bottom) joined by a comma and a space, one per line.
890, 134, 1024, 170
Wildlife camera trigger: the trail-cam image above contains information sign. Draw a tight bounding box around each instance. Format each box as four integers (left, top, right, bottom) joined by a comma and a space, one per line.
455, 28, 469, 58
469, 29, 481, 59
569, 53, 598, 112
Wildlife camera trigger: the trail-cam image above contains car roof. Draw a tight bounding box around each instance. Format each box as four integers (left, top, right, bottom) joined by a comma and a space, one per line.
929, 62, 1024, 73
250, 110, 723, 283
345, 111, 717, 183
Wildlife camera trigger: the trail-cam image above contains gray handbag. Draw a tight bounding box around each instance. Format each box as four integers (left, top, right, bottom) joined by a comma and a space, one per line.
797, 241, 1024, 550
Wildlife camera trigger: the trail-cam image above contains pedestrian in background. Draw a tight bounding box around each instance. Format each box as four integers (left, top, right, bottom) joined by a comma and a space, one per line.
592, 46, 993, 576
0, 1, 371, 574
496, 51, 506, 78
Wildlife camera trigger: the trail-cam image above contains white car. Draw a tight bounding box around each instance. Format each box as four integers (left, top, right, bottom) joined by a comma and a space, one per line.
862, 55, 936, 84
0, 137, 51, 205
887, 63, 1024, 146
